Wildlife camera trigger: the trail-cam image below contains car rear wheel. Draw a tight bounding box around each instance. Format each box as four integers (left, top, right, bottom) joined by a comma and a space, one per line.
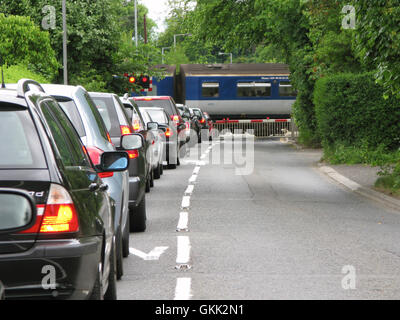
130, 196, 147, 232
154, 164, 161, 179
122, 214, 130, 258
150, 169, 154, 187
104, 238, 117, 300
89, 262, 104, 300
145, 174, 151, 193
116, 229, 124, 280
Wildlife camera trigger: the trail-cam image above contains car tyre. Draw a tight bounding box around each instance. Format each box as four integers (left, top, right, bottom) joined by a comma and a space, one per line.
150, 169, 154, 187
130, 196, 147, 232
116, 229, 124, 280
122, 214, 130, 258
104, 238, 117, 300
89, 262, 104, 300
154, 164, 161, 179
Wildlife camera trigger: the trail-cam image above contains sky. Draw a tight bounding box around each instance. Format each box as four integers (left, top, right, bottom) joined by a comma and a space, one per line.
143, 0, 170, 33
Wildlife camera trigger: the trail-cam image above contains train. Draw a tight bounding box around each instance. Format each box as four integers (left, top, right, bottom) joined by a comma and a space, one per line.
137, 63, 296, 120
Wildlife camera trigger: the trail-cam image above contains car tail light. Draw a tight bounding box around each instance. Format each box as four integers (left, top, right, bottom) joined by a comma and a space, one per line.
86, 146, 114, 178
133, 120, 141, 132
106, 132, 113, 145
186, 122, 190, 130
170, 114, 181, 125
126, 149, 139, 159
120, 125, 132, 135
20, 184, 79, 235
165, 127, 172, 137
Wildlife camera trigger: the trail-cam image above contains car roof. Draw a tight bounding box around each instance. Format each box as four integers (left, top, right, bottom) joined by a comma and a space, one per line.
89, 92, 116, 98
0, 89, 28, 108
133, 96, 171, 101
41, 84, 82, 97
139, 107, 165, 112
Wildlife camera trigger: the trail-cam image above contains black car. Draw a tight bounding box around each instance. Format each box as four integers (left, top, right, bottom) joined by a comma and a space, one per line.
0, 79, 131, 299
177, 103, 201, 145
90, 92, 149, 232
190, 107, 210, 142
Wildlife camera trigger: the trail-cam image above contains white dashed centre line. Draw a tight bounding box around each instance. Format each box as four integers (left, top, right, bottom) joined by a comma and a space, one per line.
174, 278, 192, 300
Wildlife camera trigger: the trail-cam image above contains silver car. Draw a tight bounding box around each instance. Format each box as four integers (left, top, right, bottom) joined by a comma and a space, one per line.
42, 84, 130, 280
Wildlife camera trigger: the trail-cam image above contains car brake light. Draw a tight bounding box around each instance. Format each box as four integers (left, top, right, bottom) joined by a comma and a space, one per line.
126, 149, 139, 159
133, 120, 141, 132
120, 125, 132, 135
86, 146, 114, 178
86, 146, 103, 166
19, 184, 79, 235
98, 172, 114, 178
106, 132, 113, 144
200, 118, 206, 124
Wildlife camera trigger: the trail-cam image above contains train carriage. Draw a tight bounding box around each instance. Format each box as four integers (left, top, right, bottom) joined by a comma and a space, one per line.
179, 63, 296, 120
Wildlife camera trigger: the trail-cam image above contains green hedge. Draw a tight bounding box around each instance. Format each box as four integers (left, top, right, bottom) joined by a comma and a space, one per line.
314, 72, 400, 151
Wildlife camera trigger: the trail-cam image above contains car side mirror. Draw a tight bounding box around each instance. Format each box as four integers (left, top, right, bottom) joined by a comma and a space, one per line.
147, 122, 159, 131
120, 133, 143, 150
99, 151, 129, 172
0, 188, 36, 233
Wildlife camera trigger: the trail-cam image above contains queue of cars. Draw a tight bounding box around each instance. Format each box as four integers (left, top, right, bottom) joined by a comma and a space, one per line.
0, 79, 211, 300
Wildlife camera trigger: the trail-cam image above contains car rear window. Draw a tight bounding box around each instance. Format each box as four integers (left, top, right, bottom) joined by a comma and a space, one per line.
91, 96, 121, 137
145, 109, 168, 125
0, 108, 46, 169
134, 99, 174, 116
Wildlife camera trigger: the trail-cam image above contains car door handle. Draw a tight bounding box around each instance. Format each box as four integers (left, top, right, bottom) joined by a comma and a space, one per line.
89, 183, 100, 192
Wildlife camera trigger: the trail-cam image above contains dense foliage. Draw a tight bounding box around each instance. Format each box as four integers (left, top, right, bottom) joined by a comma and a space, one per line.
0, 0, 162, 93
0, 14, 58, 79
314, 72, 400, 151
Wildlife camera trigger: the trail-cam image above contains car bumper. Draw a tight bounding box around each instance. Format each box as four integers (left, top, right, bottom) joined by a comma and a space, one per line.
0, 237, 102, 300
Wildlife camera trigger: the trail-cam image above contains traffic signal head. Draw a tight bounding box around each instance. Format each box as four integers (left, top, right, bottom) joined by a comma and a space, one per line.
139, 75, 150, 89
128, 76, 136, 84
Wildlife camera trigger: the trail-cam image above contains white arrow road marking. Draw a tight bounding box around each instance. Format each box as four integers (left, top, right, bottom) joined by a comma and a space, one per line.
129, 247, 169, 261
174, 278, 192, 300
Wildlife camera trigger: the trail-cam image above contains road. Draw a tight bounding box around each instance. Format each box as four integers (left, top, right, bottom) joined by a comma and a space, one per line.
117, 138, 400, 300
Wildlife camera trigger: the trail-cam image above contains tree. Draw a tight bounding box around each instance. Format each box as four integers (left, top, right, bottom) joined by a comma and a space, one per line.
353, 0, 400, 98
0, 14, 58, 79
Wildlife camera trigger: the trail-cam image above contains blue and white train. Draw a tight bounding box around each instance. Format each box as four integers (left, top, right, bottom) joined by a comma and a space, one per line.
149, 63, 297, 120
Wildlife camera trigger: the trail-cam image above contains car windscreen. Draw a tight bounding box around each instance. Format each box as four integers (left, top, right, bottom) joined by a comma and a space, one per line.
57, 100, 86, 137
91, 96, 121, 137
0, 107, 47, 169
134, 99, 174, 116
145, 109, 168, 125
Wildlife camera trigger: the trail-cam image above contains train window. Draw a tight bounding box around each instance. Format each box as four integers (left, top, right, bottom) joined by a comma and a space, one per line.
237, 82, 271, 97
202, 82, 219, 98
279, 82, 297, 97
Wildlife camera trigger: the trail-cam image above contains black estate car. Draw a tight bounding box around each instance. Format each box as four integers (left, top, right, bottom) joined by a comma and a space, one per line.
0, 79, 131, 299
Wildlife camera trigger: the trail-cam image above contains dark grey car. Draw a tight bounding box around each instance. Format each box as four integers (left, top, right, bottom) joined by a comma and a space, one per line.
90, 92, 148, 232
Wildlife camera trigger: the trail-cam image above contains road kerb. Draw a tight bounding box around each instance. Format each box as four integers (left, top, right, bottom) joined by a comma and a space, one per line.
320, 165, 400, 212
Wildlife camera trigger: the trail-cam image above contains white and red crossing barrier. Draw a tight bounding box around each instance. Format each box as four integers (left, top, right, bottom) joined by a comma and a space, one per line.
140, 79, 153, 93
215, 118, 291, 124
